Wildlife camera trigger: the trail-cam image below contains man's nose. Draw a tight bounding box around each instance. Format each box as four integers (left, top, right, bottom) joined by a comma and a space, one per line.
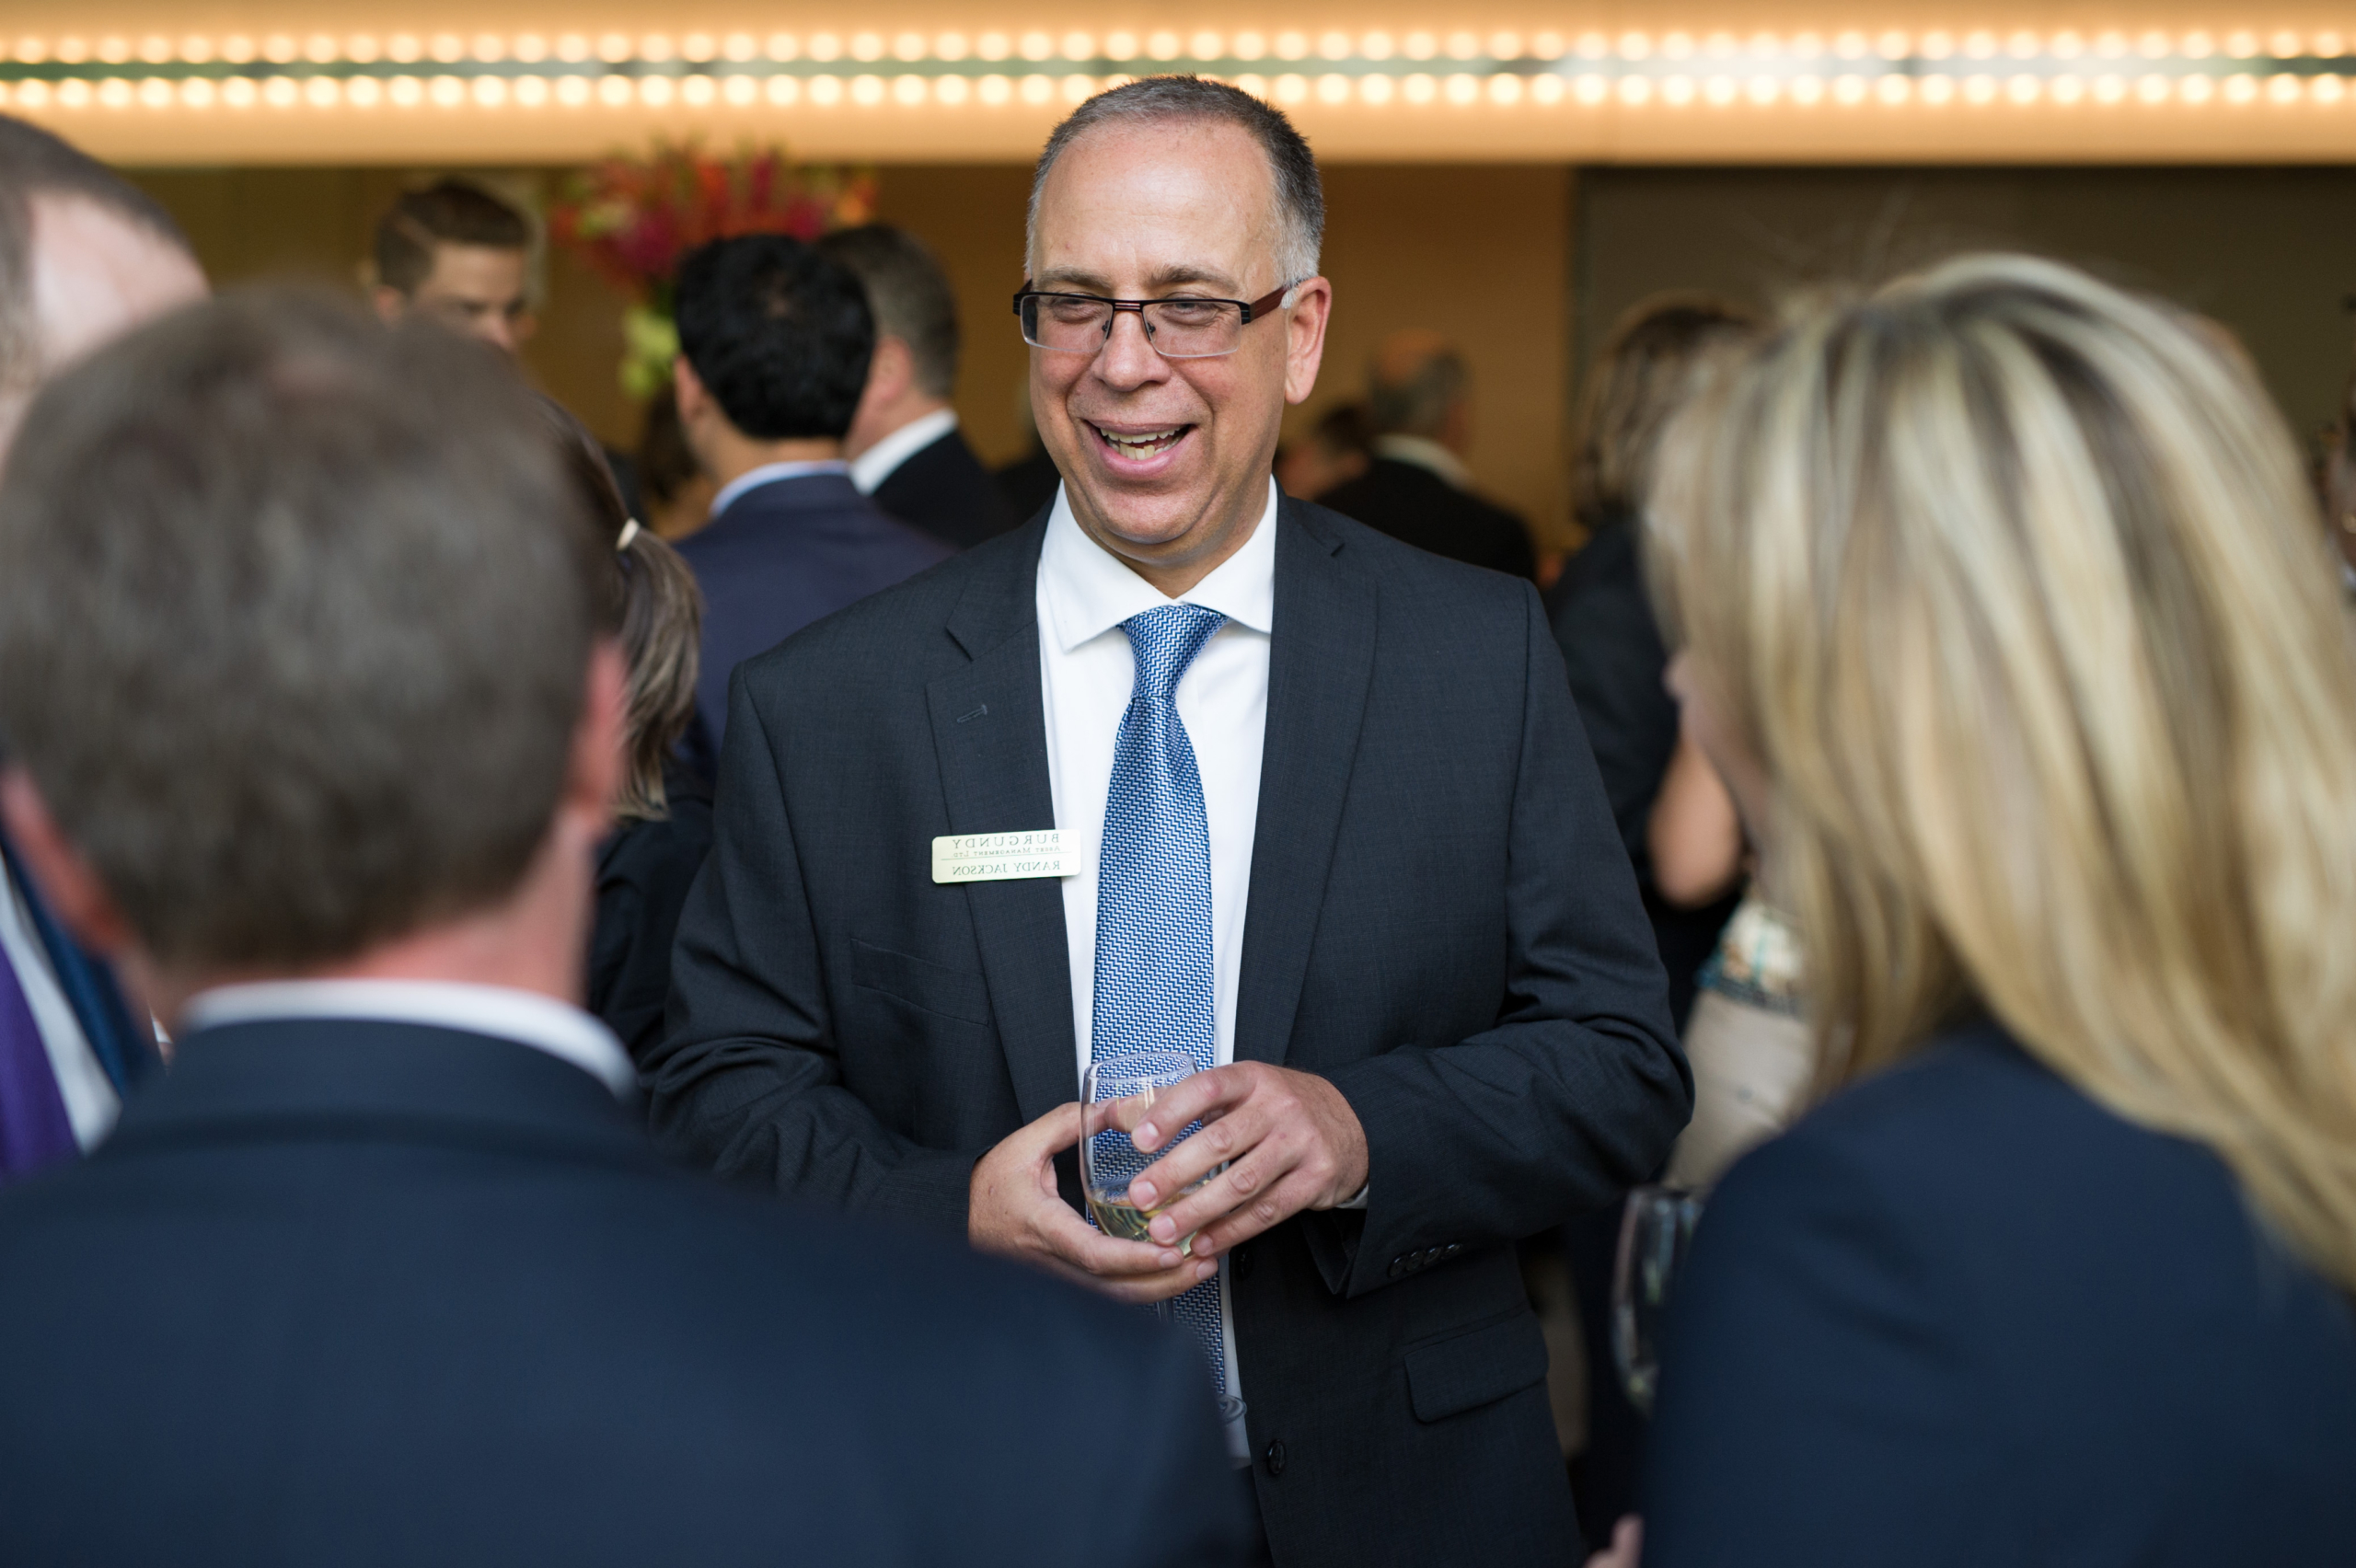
1091, 308, 1167, 387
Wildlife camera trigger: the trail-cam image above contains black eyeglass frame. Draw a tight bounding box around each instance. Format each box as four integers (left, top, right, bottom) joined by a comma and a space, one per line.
1011, 282, 1297, 357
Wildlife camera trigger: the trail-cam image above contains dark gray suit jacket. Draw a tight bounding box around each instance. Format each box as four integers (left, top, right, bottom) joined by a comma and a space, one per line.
651, 499, 1688, 1566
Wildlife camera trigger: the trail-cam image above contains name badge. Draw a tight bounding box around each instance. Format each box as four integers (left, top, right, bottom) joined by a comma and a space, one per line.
930, 830, 1083, 884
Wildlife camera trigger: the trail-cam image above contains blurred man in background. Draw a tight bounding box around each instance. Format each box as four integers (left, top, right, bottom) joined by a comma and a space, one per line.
0, 115, 199, 1184
670, 234, 948, 765
0, 290, 1246, 1566
820, 224, 1015, 548
1316, 328, 1536, 579
369, 179, 537, 354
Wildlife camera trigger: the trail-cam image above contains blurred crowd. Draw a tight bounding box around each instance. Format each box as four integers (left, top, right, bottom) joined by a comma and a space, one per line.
3, 69, 2354, 1568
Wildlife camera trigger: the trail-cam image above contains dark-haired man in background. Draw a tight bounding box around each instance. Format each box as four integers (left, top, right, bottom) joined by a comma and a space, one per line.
0, 288, 1246, 1566
0, 115, 199, 1183
670, 234, 949, 759
369, 178, 537, 355
819, 224, 1016, 549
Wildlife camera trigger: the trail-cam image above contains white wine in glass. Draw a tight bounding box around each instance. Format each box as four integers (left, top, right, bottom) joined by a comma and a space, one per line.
1080, 1050, 1218, 1257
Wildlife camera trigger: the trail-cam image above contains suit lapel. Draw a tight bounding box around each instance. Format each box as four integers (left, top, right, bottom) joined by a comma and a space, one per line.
1236, 502, 1378, 1067
927, 522, 1078, 1124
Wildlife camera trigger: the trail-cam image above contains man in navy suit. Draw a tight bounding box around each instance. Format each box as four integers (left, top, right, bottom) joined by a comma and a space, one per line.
671, 235, 951, 766
0, 292, 1247, 1565
0, 116, 200, 1182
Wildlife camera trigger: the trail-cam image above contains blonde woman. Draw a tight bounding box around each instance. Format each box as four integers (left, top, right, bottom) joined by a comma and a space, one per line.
1623, 256, 2356, 1565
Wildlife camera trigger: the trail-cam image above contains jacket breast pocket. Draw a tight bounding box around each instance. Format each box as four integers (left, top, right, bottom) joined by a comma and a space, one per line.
849, 939, 992, 1028
1403, 1308, 1550, 1423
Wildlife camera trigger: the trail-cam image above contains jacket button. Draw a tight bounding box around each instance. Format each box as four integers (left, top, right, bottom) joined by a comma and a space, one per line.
1263, 1439, 1288, 1478
1232, 1244, 1255, 1281
1387, 1256, 1405, 1280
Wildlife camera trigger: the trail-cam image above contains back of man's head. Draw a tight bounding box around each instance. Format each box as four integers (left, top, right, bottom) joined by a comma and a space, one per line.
1366, 329, 1469, 439
814, 225, 960, 400
674, 234, 873, 441
0, 289, 603, 973
374, 179, 530, 295
0, 115, 200, 451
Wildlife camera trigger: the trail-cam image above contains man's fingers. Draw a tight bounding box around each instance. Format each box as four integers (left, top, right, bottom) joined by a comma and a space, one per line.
1031, 1199, 1189, 1277
1130, 1064, 1252, 1152
1188, 1168, 1326, 1258
1145, 1136, 1295, 1244
1128, 1096, 1271, 1211
1017, 1100, 1085, 1159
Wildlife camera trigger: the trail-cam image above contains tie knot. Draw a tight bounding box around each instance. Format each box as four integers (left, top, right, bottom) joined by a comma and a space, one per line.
1121, 603, 1228, 703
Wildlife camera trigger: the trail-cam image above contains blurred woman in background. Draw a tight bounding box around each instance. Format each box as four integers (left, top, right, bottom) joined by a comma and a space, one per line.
538, 400, 711, 1064
1625, 255, 2356, 1564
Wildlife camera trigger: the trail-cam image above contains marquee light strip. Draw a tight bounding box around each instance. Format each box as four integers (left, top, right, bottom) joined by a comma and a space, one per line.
7, 27, 2356, 115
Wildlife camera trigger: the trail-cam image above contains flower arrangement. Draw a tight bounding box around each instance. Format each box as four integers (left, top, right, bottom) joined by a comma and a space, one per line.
548, 141, 877, 397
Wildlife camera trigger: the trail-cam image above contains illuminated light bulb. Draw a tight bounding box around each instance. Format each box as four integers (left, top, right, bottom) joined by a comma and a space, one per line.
978, 74, 1011, 104
53, 37, 88, 63
1317, 31, 1350, 60
1061, 31, 1098, 61
1832, 74, 1868, 104
810, 33, 844, 62
2094, 32, 2128, 59
2179, 75, 2213, 104
181, 37, 214, 63
1187, 31, 1221, 59
1446, 31, 1481, 60
1832, 31, 1868, 60
1920, 74, 1955, 105
2054, 31, 2085, 58
55, 79, 90, 108
810, 75, 845, 106
722, 74, 756, 105
2313, 74, 2346, 103
1660, 75, 1695, 105
13, 80, 48, 108
1574, 73, 1609, 104
1703, 75, 1737, 104
1267, 72, 1302, 101
1534, 33, 1565, 60
1018, 73, 1053, 103
2180, 31, 2213, 59
1402, 73, 1436, 104
1234, 31, 1268, 60
849, 75, 883, 105
1106, 32, 1139, 60
642, 34, 676, 62
2093, 74, 2128, 103
423, 33, 461, 63
501, 75, 539, 107
851, 33, 885, 62
2050, 75, 2085, 104
557, 75, 590, 105
638, 75, 673, 106
1791, 32, 1825, 58
2268, 73, 2302, 102
1703, 31, 1737, 58
1139, 30, 1176, 60
2136, 74, 2171, 103
1445, 73, 1480, 104
681, 75, 716, 106
138, 34, 170, 63
385, 76, 421, 107
1921, 31, 1954, 60
264, 34, 300, 63
98, 78, 133, 110
1405, 32, 1438, 61
766, 75, 801, 104
1877, 32, 1911, 60
260, 76, 300, 108
556, 35, 589, 62
1964, 75, 1997, 104
1747, 75, 1779, 105
2136, 32, 2170, 60
722, 33, 756, 61
2269, 31, 2303, 58
1017, 31, 1052, 61
2224, 31, 2258, 58
595, 74, 630, 105
1492, 73, 1526, 104
2006, 74, 2040, 104
677, 33, 712, 62
1059, 74, 1095, 105
182, 76, 216, 107
221, 35, 255, 63
1963, 29, 1997, 59
2007, 31, 2039, 59
138, 76, 172, 109
892, 75, 926, 104
973, 32, 1009, 61
1876, 74, 1911, 104
11, 38, 46, 63
1234, 73, 1268, 99
1363, 32, 1394, 60
98, 36, 130, 63
1360, 73, 1394, 103
1662, 31, 1694, 59
2319, 32, 2348, 59
304, 75, 341, 108
1790, 75, 1824, 105
307, 33, 343, 62
465, 34, 500, 62
767, 34, 801, 62
938, 75, 970, 105
223, 76, 259, 108
1316, 72, 1348, 102
349, 36, 382, 63
1576, 32, 1609, 60
1490, 31, 1524, 60
597, 33, 631, 63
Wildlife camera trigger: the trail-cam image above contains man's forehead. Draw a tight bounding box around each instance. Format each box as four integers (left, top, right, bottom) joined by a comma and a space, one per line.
1032, 118, 1276, 286
417, 243, 530, 300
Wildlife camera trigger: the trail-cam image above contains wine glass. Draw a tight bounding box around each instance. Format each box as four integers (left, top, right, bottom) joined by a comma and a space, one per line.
1080, 1050, 1219, 1258
1611, 1184, 1705, 1416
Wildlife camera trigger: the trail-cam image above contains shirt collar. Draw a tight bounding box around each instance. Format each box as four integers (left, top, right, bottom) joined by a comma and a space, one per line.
179, 978, 636, 1100
1374, 432, 1473, 492
709, 457, 852, 519
1038, 477, 1278, 653
849, 408, 958, 494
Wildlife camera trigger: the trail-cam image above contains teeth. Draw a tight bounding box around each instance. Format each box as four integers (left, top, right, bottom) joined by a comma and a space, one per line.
1099, 426, 1181, 454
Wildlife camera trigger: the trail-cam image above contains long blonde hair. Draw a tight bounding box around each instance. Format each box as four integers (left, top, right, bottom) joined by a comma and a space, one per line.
1648, 254, 2356, 1289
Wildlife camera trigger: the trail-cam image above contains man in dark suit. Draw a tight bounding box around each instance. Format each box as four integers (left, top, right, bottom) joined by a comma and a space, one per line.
0, 116, 197, 1182
1315, 329, 1538, 580
651, 77, 1687, 1566
671, 235, 951, 762
0, 292, 1247, 1566
821, 224, 1017, 549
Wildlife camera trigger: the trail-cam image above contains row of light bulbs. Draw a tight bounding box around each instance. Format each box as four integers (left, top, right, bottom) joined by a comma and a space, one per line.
3, 28, 2350, 70
9, 68, 2353, 113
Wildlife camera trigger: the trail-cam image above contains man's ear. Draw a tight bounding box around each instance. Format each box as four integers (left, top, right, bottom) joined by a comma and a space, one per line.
672, 355, 709, 422
369, 285, 409, 327
868, 336, 916, 407
0, 768, 138, 958
564, 641, 629, 832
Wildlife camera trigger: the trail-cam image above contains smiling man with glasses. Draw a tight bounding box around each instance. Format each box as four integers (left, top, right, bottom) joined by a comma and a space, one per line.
652, 75, 1687, 1568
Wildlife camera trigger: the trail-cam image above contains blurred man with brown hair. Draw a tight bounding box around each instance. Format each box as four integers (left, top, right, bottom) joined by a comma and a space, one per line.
370, 178, 537, 354
1314, 328, 1535, 579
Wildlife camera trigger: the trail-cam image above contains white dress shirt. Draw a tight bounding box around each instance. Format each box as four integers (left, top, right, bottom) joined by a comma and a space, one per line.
849, 408, 959, 495
0, 863, 118, 1148
181, 978, 637, 1099
707, 457, 852, 520
1036, 478, 1276, 1449
1373, 432, 1474, 491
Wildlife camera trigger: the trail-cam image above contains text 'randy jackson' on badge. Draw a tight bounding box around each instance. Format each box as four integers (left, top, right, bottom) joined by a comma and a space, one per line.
930, 830, 1083, 884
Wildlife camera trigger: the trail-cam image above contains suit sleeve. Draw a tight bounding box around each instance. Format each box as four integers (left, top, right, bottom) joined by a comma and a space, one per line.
643, 667, 976, 1231
1549, 525, 1678, 868
1640, 1131, 2020, 1568
1317, 582, 1690, 1297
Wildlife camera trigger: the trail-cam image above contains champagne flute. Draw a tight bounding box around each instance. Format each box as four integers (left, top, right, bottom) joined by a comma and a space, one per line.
1611, 1184, 1705, 1416
1080, 1050, 1219, 1255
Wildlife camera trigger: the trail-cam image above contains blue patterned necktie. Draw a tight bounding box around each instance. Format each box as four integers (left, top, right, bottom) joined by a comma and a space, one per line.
0, 944, 77, 1183
1094, 601, 1229, 1392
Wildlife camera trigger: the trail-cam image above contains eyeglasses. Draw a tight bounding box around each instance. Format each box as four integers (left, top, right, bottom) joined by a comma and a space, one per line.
1013, 283, 1294, 359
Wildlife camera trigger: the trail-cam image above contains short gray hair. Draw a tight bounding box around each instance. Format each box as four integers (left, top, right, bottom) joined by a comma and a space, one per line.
0, 289, 604, 971
1027, 76, 1323, 291
1368, 347, 1469, 438
817, 225, 962, 400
